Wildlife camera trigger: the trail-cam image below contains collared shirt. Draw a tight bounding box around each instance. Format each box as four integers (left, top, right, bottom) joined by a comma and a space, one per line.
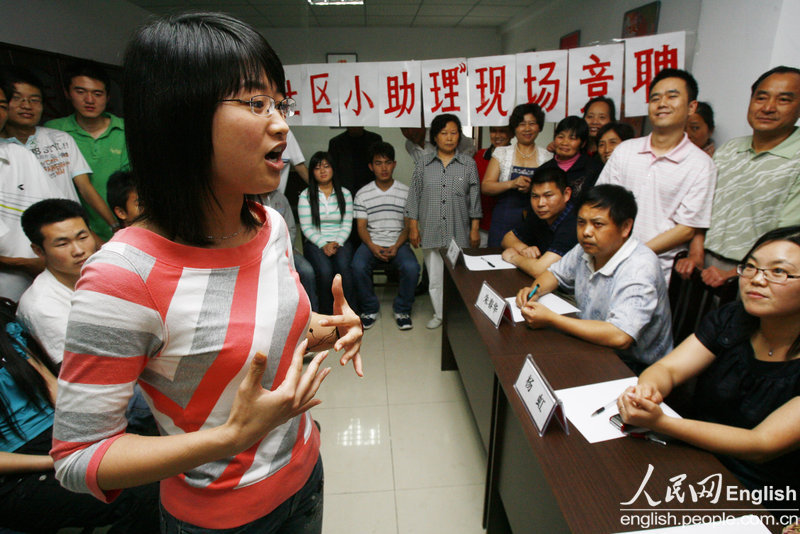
705, 127, 800, 262
404, 151, 482, 249
549, 238, 673, 366
512, 202, 577, 257
45, 113, 129, 240
597, 133, 716, 282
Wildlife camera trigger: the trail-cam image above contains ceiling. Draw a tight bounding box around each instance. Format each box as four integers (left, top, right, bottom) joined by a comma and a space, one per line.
128, 0, 548, 29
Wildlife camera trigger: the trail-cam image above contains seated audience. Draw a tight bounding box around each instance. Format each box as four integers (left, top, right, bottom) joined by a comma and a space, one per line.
686, 101, 716, 156
298, 151, 356, 315
678, 66, 800, 286
0, 66, 117, 235
618, 226, 800, 523
0, 299, 159, 533
16, 199, 97, 364
474, 126, 512, 246
106, 170, 141, 227
537, 115, 603, 205
596, 122, 635, 165
352, 142, 420, 330
501, 167, 577, 278
597, 68, 716, 283
481, 103, 552, 247
516, 185, 672, 374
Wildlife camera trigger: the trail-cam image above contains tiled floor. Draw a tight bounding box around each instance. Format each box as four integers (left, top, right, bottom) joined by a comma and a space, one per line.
313, 286, 487, 534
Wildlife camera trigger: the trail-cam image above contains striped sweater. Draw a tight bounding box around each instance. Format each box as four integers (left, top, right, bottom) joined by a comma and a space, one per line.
297, 187, 353, 247
51, 204, 320, 529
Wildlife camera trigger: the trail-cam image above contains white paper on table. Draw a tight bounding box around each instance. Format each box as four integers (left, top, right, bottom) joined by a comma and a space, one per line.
462, 254, 516, 271
613, 514, 770, 533
555, 377, 681, 444
505, 293, 581, 323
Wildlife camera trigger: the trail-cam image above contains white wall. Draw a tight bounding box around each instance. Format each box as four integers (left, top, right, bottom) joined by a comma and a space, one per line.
0, 0, 151, 65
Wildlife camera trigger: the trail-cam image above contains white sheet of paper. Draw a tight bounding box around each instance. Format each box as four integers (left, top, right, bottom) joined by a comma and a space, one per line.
613, 514, 770, 533
505, 293, 581, 323
463, 254, 516, 271
555, 377, 681, 444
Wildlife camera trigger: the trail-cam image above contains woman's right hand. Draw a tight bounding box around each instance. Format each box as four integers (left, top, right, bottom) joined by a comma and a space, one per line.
322, 242, 338, 256
512, 175, 531, 192
409, 226, 421, 248
222, 340, 330, 453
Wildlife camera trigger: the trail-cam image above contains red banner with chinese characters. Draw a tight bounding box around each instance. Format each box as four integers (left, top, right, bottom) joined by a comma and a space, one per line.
420, 58, 469, 127
515, 50, 568, 122
567, 44, 625, 117
624, 32, 686, 117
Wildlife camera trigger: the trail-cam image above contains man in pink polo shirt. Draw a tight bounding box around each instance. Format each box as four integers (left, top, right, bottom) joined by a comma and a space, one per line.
596, 68, 716, 282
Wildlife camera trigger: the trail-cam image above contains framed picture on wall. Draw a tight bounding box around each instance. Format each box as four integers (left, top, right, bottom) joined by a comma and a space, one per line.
327, 53, 357, 64
622, 1, 661, 38
559, 31, 580, 50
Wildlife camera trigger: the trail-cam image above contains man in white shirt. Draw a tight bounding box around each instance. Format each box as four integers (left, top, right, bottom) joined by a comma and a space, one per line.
16, 199, 98, 363
596, 68, 716, 282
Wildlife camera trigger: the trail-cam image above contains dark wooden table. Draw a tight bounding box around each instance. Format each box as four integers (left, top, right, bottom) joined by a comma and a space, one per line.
441, 248, 778, 533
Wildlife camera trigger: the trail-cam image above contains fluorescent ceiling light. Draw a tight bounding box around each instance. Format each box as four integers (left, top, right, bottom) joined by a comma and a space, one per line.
308, 0, 364, 5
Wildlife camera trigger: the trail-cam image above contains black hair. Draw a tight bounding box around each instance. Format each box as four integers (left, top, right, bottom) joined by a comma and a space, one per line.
531, 166, 569, 193
509, 103, 545, 132
596, 122, 636, 144
430, 113, 462, 146
554, 116, 590, 152
106, 170, 137, 220
123, 12, 286, 246
368, 141, 395, 162
580, 184, 637, 227
307, 151, 346, 229
0, 72, 12, 107
740, 225, 800, 357
62, 60, 111, 93
693, 101, 715, 132
0, 298, 59, 442
751, 66, 800, 96
583, 96, 616, 122
0, 65, 44, 95
21, 199, 89, 249
649, 68, 698, 102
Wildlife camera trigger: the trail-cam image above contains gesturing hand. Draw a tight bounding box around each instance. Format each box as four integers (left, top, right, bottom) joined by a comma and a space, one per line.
319, 274, 364, 377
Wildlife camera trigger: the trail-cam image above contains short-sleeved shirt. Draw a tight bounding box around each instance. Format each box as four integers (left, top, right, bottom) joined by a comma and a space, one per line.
512, 202, 577, 257
705, 127, 800, 262
404, 151, 482, 249
692, 302, 800, 514
353, 180, 409, 247
17, 268, 73, 364
596, 134, 717, 281
45, 113, 129, 240
548, 238, 673, 367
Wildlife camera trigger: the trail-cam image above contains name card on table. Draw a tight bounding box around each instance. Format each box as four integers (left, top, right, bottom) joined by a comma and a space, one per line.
446, 238, 461, 267
514, 354, 569, 437
474, 281, 507, 328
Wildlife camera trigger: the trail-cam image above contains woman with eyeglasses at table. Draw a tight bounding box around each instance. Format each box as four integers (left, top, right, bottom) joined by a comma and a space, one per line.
50, 12, 363, 534
618, 225, 800, 521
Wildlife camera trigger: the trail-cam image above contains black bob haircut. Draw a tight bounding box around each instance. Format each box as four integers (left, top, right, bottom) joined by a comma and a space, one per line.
368, 141, 395, 162
123, 12, 285, 246
508, 103, 545, 132
596, 122, 636, 144
1, 65, 44, 95
750, 66, 800, 96
430, 113, 462, 146
580, 184, 637, 227
531, 166, 569, 193
583, 96, 616, 123
21, 199, 89, 249
554, 115, 590, 151
62, 60, 111, 93
649, 68, 698, 103
693, 102, 715, 132
106, 170, 137, 214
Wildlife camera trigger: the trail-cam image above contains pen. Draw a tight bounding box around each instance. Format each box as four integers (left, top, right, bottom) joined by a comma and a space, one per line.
526, 284, 540, 301
590, 397, 618, 417
482, 257, 495, 268
624, 429, 667, 446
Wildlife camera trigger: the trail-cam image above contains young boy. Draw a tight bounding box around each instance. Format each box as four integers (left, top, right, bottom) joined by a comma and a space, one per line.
106, 170, 141, 228
352, 142, 420, 329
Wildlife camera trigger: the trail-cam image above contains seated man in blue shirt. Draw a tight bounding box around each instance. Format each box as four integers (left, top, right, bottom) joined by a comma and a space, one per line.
500, 167, 577, 277
516, 184, 672, 373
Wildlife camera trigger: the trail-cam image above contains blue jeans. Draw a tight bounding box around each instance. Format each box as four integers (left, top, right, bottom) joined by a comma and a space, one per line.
293, 251, 319, 312
159, 457, 323, 534
352, 242, 420, 315
302, 240, 356, 315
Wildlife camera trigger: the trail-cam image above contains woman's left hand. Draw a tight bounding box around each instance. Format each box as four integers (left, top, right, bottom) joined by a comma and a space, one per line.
319, 274, 363, 377
618, 388, 664, 429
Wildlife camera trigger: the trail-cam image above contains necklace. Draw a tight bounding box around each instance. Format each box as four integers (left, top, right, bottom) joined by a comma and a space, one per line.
206, 228, 241, 240
515, 145, 536, 159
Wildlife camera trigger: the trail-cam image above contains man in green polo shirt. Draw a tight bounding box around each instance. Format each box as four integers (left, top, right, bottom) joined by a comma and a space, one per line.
45, 61, 128, 241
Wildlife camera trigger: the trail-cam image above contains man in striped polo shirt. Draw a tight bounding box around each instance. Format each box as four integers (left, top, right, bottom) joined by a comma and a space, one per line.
352, 142, 420, 330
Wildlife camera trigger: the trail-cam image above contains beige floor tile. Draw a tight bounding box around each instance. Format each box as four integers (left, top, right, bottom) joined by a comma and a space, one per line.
317, 349, 387, 409
323, 490, 398, 534
395, 484, 486, 534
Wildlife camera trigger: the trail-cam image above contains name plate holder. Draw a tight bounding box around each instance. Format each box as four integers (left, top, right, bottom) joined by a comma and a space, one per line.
474, 281, 507, 329
446, 238, 462, 268
513, 354, 569, 437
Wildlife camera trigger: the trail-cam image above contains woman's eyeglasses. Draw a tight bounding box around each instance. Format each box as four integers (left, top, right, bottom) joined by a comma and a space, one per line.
737, 262, 800, 284
220, 95, 296, 118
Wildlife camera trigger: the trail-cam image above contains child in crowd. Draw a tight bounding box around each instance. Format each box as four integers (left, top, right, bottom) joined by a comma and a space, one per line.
106, 170, 141, 228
